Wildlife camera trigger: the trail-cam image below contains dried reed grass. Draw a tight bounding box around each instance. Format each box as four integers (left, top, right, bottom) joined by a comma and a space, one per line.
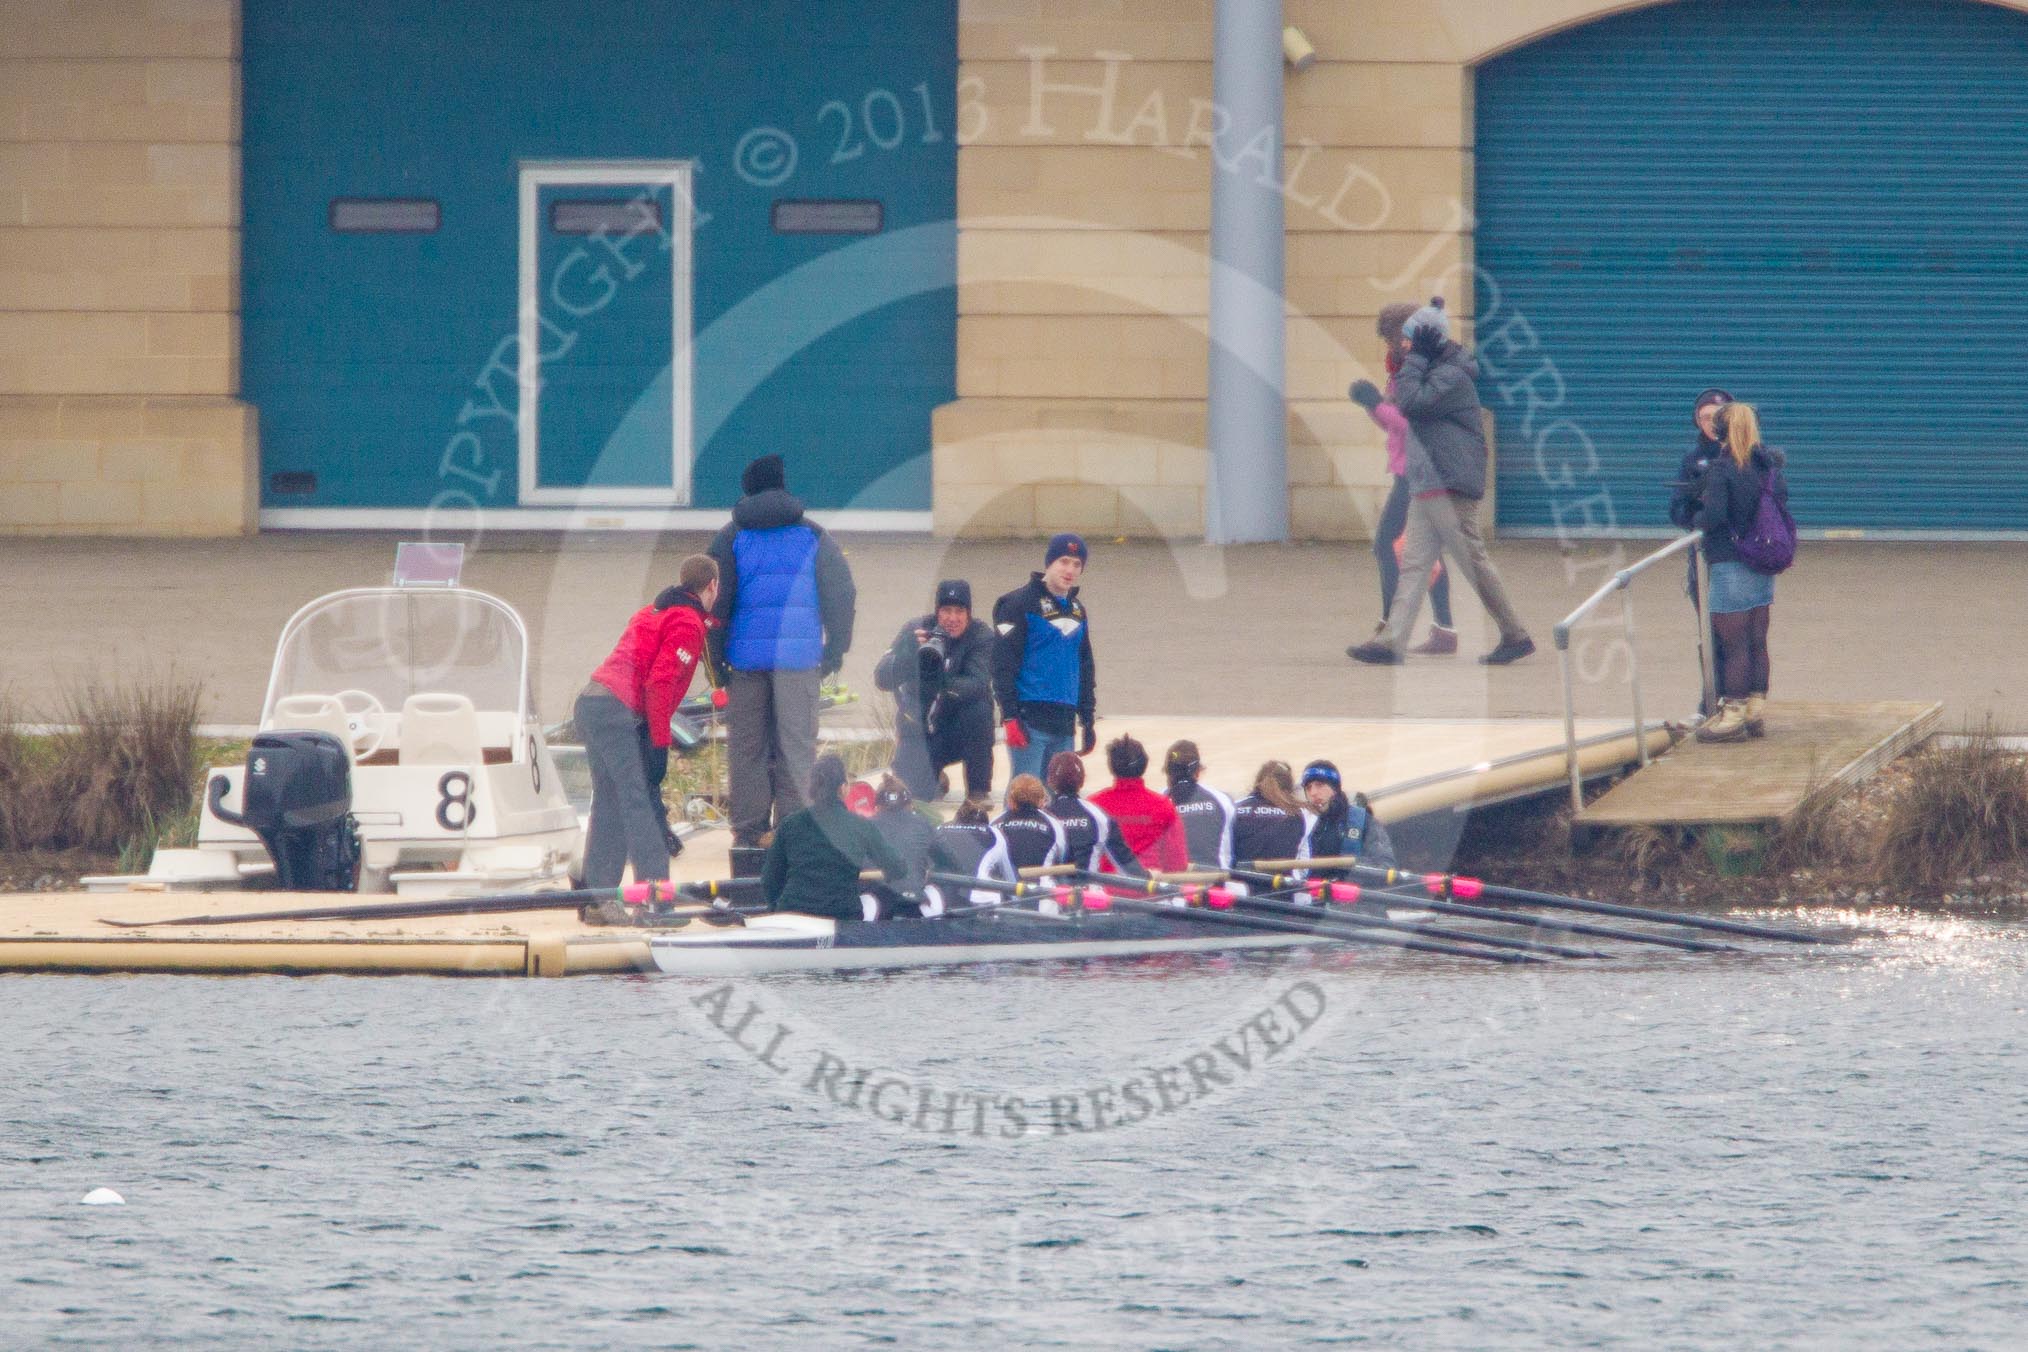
0, 674, 205, 854
1872, 721, 2028, 894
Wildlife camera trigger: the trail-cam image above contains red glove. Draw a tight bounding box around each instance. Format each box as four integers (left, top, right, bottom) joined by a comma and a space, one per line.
710, 688, 729, 710
1003, 719, 1029, 751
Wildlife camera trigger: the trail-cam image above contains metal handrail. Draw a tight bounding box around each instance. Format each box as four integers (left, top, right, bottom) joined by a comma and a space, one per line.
1551, 533, 1716, 812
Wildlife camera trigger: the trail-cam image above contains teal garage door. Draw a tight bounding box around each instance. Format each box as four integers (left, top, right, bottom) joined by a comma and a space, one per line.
1477, 0, 2028, 536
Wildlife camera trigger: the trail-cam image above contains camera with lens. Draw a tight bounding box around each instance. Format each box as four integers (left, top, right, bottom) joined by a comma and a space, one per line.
916, 630, 951, 681
915, 630, 951, 731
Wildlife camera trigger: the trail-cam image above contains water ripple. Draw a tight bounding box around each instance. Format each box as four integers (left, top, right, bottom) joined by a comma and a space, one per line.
3, 922, 2027, 1346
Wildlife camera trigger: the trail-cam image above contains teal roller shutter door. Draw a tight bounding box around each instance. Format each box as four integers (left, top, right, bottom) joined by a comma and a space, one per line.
1476, 0, 2028, 536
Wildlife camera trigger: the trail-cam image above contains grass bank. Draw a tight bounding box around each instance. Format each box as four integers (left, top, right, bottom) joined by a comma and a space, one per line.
1446, 724, 2028, 911
0, 675, 228, 887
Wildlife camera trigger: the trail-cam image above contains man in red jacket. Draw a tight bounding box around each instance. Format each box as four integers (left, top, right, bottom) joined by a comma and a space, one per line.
1089, 735, 1188, 874
575, 555, 720, 889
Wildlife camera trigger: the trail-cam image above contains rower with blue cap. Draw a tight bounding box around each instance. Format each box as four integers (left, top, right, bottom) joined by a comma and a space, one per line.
1299, 759, 1395, 879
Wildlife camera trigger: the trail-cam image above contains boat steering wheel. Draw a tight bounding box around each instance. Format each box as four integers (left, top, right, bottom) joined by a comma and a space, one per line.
332, 688, 387, 759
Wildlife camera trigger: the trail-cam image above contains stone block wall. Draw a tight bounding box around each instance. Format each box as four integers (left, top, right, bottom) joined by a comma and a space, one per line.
0, 0, 255, 535
936, 0, 1676, 539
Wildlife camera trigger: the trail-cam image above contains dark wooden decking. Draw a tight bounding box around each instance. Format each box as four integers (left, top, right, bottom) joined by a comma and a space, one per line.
1576, 700, 1944, 828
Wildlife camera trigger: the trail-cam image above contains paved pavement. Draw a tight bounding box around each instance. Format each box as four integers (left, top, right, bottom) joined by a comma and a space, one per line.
1, 531, 2018, 732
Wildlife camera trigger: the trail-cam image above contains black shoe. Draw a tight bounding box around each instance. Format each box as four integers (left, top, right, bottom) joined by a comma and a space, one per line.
1347, 640, 1404, 665
661, 825, 685, 858
1479, 636, 1537, 665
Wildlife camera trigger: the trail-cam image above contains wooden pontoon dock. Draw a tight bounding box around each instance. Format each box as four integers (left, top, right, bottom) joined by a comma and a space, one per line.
0, 715, 1668, 978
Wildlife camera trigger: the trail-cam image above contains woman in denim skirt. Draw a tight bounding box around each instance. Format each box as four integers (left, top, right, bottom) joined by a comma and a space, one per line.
1694, 403, 1787, 743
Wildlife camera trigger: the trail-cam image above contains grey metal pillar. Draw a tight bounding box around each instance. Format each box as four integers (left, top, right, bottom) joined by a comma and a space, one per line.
1205, 0, 1288, 544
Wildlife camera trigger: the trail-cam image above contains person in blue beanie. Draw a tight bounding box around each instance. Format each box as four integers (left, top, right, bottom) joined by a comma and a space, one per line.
991, 533, 1097, 782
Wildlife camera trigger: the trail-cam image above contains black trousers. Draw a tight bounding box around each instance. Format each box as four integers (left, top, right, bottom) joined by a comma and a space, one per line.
893, 697, 995, 800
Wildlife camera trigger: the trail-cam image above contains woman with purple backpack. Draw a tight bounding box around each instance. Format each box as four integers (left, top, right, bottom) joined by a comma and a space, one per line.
1694, 402, 1790, 743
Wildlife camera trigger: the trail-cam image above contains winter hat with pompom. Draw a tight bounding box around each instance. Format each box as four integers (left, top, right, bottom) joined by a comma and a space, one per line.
1401, 296, 1450, 343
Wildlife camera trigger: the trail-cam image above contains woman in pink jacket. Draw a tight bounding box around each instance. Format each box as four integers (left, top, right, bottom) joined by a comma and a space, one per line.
1351, 305, 1455, 655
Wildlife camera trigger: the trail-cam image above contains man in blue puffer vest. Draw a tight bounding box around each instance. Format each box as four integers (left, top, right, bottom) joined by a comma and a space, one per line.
992, 533, 1097, 782
707, 455, 857, 846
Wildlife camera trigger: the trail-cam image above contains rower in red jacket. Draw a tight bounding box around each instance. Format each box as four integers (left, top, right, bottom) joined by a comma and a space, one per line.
576, 555, 720, 890
1089, 735, 1188, 874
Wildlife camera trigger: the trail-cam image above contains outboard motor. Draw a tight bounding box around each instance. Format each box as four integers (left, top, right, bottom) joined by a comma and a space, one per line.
209, 729, 360, 891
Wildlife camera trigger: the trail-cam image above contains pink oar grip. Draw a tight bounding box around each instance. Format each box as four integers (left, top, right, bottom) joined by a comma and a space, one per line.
1205, 887, 1234, 910
1081, 886, 1112, 913
1451, 876, 1485, 900
1328, 882, 1361, 905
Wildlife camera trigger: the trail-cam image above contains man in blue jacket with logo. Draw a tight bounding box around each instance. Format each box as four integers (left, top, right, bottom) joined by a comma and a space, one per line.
992, 533, 1097, 782
708, 455, 857, 847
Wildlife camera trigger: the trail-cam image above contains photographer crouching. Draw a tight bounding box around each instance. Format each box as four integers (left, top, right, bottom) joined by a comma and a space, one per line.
874, 580, 996, 803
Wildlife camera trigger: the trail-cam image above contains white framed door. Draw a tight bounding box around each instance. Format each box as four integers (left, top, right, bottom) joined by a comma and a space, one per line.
517, 160, 694, 507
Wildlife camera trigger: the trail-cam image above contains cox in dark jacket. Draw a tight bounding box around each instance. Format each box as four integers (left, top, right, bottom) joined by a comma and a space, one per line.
761, 756, 908, 923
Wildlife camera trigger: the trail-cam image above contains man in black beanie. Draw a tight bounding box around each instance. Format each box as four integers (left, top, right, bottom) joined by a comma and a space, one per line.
707, 454, 857, 846
874, 578, 996, 801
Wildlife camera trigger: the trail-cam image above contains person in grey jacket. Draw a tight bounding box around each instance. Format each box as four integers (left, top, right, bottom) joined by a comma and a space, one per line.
874, 579, 996, 802
1348, 298, 1535, 666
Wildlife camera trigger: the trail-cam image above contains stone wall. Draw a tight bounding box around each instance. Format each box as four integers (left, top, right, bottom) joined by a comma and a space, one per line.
0, 0, 254, 535
933, 0, 1706, 539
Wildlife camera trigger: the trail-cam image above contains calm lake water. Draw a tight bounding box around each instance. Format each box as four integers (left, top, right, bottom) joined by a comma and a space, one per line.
3, 907, 2024, 1349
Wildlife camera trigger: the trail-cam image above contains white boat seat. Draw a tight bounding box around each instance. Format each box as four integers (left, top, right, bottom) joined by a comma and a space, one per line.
268, 694, 356, 761
400, 692, 483, 766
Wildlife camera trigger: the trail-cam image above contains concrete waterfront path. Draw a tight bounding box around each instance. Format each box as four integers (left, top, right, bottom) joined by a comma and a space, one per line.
0, 533, 2013, 731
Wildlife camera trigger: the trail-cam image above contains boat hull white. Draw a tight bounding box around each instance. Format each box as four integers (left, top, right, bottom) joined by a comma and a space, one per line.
648, 912, 1330, 976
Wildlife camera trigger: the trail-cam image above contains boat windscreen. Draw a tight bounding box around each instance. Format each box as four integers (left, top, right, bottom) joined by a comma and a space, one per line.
266, 592, 524, 718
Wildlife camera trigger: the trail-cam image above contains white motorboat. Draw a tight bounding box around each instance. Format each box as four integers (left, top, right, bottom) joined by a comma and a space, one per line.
88, 552, 581, 897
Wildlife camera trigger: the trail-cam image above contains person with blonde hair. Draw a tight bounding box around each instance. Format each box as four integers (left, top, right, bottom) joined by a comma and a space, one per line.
1231, 760, 1312, 866
994, 773, 1067, 871
1695, 402, 1789, 742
